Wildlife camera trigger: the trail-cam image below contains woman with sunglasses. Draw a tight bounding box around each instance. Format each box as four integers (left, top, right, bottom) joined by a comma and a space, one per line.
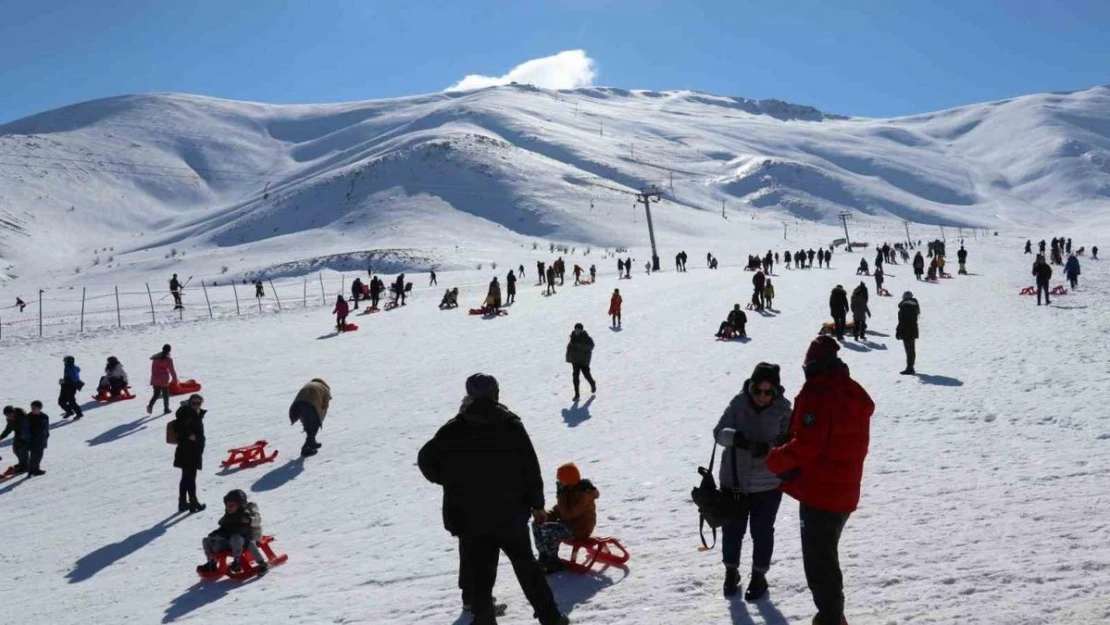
712, 362, 791, 601
172, 394, 207, 513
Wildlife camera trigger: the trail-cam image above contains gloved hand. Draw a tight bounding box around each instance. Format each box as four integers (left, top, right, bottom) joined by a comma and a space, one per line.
776, 468, 801, 482
732, 432, 751, 450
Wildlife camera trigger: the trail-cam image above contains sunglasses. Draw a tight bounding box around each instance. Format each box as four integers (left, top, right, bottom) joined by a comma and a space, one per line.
752, 387, 776, 398
190, 401, 203, 407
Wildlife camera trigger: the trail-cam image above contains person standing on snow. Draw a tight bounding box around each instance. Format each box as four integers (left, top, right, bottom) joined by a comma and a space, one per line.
566, 323, 597, 401
485, 277, 502, 311
896, 292, 920, 375
912, 252, 925, 280
1032, 255, 1053, 306
752, 270, 767, 311
589, 265, 597, 283
713, 362, 791, 601
537, 261, 545, 285
351, 277, 364, 309
254, 280, 265, 299
25, 401, 50, 476
290, 378, 330, 457
369, 277, 383, 309
430, 269, 438, 287
333, 295, 350, 332
850, 284, 871, 342
59, 356, 85, 419
394, 274, 407, 306
1, 406, 30, 474
545, 266, 557, 296
418, 374, 569, 625
957, 246, 968, 275
1065, 254, 1081, 289
609, 289, 622, 328
1024, 240, 1032, 254
767, 337, 873, 625
171, 394, 207, 513
147, 344, 179, 416
829, 285, 850, 341
506, 270, 517, 305
170, 274, 184, 310
873, 265, 885, 294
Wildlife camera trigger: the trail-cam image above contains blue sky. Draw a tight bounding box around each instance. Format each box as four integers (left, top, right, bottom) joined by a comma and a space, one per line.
1, 0, 1107, 123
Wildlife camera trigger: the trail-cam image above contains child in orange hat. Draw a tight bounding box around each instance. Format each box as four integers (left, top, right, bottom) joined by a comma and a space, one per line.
531, 462, 600, 574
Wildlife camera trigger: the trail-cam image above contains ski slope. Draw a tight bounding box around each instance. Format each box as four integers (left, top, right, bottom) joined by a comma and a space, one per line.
1, 233, 1107, 625
1, 84, 1108, 294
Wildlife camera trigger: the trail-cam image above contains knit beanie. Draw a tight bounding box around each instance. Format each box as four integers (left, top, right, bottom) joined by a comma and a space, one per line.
465, 373, 499, 400
749, 362, 781, 388
805, 335, 840, 366
556, 462, 581, 487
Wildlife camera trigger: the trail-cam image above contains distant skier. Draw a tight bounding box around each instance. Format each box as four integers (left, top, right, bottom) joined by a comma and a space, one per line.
15, 296, 26, 312
58, 356, 84, 420
147, 344, 179, 416
254, 281, 265, 298
333, 295, 350, 332
566, 323, 596, 401
850, 283, 871, 341
290, 378, 330, 457
1033, 255, 1053, 306
506, 270, 517, 304
829, 285, 849, 341
170, 274, 184, 309
608, 289, 622, 328
957, 246, 968, 275
913, 252, 925, 280
896, 292, 920, 375
429, 270, 437, 286
519, 264, 525, 280
1065, 254, 1081, 290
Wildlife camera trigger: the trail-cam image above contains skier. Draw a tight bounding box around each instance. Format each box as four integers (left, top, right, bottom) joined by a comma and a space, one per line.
58, 356, 84, 420
896, 292, 920, 374
716, 305, 747, 339
1024, 240, 1032, 255
333, 295, 350, 332
418, 374, 569, 625
532, 462, 600, 574
608, 289, 622, 328
171, 393, 207, 512
957, 246, 968, 275
1065, 254, 1081, 290
198, 489, 268, 577
147, 344, 179, 416
506, 270, 517, 305
351, 277, 364, 310
15, 296, 26, 312
254, 281, 265, 298
767, 336, 873, 625
430, 269, 438, 286
829, 285, 849, 341
713, 362, 791, 600
290, 378, 330, 457
25, 401, 50, 476
566, 323, 596, 401
1033, 255, 1053, 306
752, 270, 766, 311
170, 274, 184, 310
850, 283, 871, 341
545, 265, 557, 296
912, 252, 925, 280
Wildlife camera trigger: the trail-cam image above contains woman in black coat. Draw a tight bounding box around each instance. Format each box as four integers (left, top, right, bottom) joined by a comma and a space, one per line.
173, 394, 207, 513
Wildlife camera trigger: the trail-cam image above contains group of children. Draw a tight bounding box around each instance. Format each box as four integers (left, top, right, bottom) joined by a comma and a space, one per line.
1, 401, 50, 476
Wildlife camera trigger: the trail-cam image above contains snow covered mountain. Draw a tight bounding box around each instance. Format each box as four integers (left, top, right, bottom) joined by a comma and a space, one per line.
0, 84, 1108, 288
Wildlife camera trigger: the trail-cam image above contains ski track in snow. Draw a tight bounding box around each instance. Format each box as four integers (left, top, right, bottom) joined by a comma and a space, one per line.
1, 236, 1108, 625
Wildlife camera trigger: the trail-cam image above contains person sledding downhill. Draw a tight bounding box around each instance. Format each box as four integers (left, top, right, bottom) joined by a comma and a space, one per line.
333, 295, 350, 332
767, 337, 873, 625
198, 490, 269, 578
716, 305, 747, 339
97, 356, 129, 399
532, 463, 600, 575
608, 289, 622, 328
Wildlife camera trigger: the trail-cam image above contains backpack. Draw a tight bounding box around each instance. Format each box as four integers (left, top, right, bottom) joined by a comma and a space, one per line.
691, 442, 745, 551
165, 421, 178, 445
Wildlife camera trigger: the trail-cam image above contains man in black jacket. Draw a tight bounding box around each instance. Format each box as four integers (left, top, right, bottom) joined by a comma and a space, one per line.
896, 292, 920, 375
829, 285, 850, 341
418, 375, 567, 625
1033, 255, 1053, 306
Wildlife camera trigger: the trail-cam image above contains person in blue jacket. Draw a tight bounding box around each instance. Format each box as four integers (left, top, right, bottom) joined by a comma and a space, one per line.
59, 356, 85, 419
1065, 254, 1081, 290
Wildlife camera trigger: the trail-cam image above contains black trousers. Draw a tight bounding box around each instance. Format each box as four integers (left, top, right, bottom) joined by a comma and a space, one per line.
852, 314, 867, 339
302, 411, 321, 452
832, 314, 847, 339
800, 504, 851, 625
902, 338, 916, 369
172, 292, 182, 308
149, 386, 170, 412
572, 364, 595, 395
59, 383, 83, 417
1036, 282, 1050, 305
460, 523, 560, 624
29, 448, 45, 472
179, 467, 198, 505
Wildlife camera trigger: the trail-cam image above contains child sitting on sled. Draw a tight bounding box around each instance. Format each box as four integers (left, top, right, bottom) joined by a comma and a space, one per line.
198, 489, 269, 577
532, 462, 600, 574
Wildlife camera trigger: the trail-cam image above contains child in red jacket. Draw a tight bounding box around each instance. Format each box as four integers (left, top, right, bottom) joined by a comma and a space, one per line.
333, 295, 350, 332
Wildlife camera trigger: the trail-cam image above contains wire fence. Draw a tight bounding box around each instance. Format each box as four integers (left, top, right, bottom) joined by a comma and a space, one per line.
0, 273, 383, 340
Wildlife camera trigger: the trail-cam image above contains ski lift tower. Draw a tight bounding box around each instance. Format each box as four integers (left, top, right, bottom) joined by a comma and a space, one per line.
636, 185, 665, 271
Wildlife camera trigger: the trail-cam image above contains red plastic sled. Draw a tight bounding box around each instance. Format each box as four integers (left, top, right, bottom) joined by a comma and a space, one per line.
1051, 285, 1068, 295
339, 323, 359, 331
197, 535, 288, 581
1019, 286, 1035, 295
220, 440, 279, 470
877, 288, 892, 297
819, 321, 856, 336
358, 307, 381, 315
93, 387, 136, 402
169, 379, 202, 396
557, 537, 630, 574
469, 308, 508, 317
0, 460, 15, 482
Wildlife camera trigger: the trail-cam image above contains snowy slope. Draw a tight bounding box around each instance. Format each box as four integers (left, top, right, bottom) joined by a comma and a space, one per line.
1, 85, 1108, 293
1, 233, 1108, 625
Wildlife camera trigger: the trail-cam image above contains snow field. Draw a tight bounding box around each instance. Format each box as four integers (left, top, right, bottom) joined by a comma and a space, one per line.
0, 235, 1108, 625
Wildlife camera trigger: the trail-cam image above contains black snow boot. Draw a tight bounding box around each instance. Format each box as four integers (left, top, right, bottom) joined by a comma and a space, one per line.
744, 571, 768, 602
723, 567, 741, 597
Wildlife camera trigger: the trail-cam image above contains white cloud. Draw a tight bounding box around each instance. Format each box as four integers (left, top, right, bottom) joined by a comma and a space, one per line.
445, 50, 598, 92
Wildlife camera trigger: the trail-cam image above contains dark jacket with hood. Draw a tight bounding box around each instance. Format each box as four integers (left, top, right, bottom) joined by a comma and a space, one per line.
418, 397, 545, 536
172, 402, 206, 471
829, 286, 849, 317
566, 331, 595, 366
896, 297, 920, 340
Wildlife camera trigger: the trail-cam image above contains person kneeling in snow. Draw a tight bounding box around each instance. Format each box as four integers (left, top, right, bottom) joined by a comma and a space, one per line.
290, 379, 331, 457
439, 288, 459, 309
199, 489, 269, 577
532, 462, 600, 574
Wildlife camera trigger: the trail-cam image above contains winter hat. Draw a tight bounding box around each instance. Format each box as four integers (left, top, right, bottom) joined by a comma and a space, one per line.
574, 322, 584, 331
903, 291, 914, 301
556, 462, 581, 487
749, 362, 782, 388
465, 373, 499, 400
223, 489, 248, 506
162, 344, 171, 354
63, 356, 75, 365
805, 335, 840, 365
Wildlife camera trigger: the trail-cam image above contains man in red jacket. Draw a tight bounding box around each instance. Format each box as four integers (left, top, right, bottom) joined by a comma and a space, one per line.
767, 336, 873, 625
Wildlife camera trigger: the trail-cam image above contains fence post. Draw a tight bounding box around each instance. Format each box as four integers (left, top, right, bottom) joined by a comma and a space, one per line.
201, 282, 213, 319
269, 279, 282, 311
0, 311, 3, 340
115, 286, 122, 328
319, 273, 325, 303
80, 287, 86, 333
341, 274, 345, 299
38, 289, 43, 337
232, 283, 241, 315
145, 283, 156, 325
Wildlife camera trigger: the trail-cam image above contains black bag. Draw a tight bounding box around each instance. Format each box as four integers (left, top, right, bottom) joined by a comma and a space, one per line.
691, 442, 745, 550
